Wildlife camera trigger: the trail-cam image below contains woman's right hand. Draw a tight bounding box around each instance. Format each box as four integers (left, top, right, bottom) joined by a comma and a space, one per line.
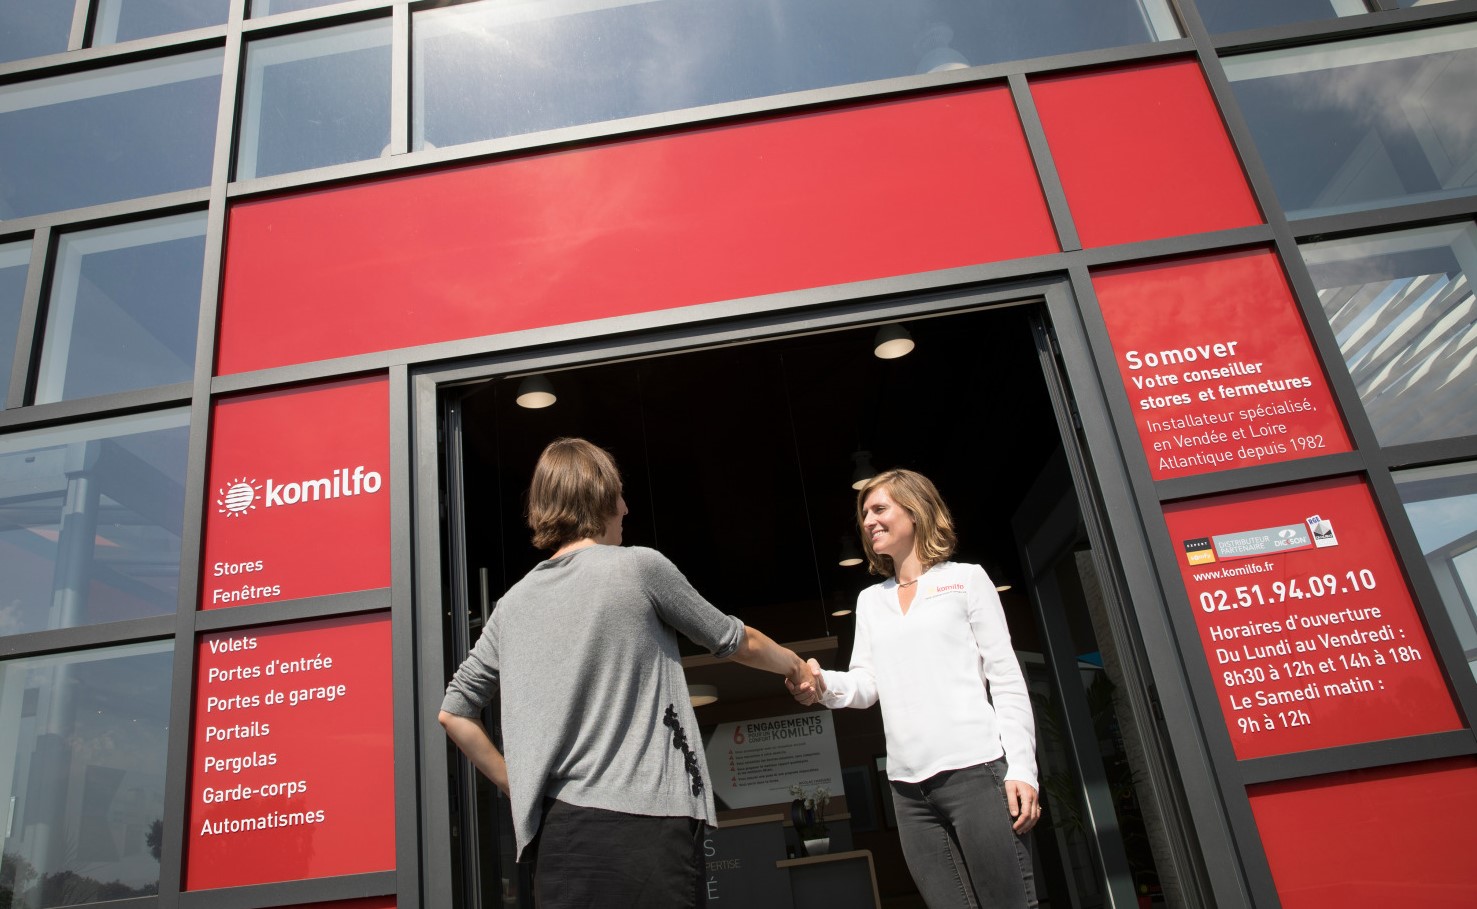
786, 658, 826, 706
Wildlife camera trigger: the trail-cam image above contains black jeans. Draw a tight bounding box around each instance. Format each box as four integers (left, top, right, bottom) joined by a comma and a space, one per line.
531, 799, 706, 908
890, 759, 1037, 909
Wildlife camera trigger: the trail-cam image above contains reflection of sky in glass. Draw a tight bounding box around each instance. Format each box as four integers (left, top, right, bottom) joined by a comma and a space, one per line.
0, 410, 189, 637
413, 0, 1177, 149
0, 640, 171, 901
1300, 223, 1477, 445
1, 242, 27, 404
0, 51, 221, 219
1197, 0, 1369, 35
1396, 463, 1477, 553
93, 0, 231, 45
251, 0, 347, 15
238, 20, 391, 179
36, 214, 206, 403
1227, 23, 1477, 219
0, 0, 73, 64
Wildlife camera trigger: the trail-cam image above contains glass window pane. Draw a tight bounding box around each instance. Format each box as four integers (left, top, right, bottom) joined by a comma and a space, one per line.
237, 20, 391, 180
93, 0, 230, 46
1225, 23, 1477, 219
0, 640, 171, 907
0, 0, 74, 65
413, 0, 1179, 150
0, 51, 222, 220
0, 242, 27, 405
0, 410, 188, 637
1393, 461, 1477, 683
35, 213, 205, 404
1197, 0, 1369, 34
1299, 222, 1477, 445
250, 0, 346, 16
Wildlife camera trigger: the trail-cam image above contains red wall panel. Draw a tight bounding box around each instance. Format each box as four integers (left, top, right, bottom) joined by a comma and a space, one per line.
1249, 758, 1477, 908
201, 375, 390, 608
217, 87, 1057, 374
1092, 248, 1351, 480
1031, 59, 1262, 247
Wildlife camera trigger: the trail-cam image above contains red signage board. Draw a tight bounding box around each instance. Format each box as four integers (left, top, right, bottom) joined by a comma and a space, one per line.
201, 375, 390, 609
185, 612, 395, 890
1249, 758, 1477, 908
1093, 249, 1351, 481
1162, 476, 1460, 760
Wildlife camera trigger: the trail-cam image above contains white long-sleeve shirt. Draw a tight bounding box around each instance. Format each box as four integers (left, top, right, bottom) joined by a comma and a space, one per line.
820, 561, 1038, 790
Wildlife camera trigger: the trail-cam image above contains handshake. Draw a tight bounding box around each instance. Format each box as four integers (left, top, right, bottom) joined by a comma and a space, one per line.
785, 657, 828, 707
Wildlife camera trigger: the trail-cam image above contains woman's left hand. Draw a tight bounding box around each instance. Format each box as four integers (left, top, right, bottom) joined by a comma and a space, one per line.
1004, 780, 1042, 834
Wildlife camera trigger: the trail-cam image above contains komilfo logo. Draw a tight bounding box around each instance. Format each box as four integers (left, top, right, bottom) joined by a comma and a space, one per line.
216, 466, 382, 518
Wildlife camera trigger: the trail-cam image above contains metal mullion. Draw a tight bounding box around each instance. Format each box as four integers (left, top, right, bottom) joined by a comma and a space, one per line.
158, 0, 249, 904
193, 589, 392, 632
5, 229, 49, 409
0, 383, 194, 431
388, 363, 420, 909
1371, 435, 1477, 470
1209, 0, 1477, 53
0, 615, 175, 659
1154, 452, 1367, 503
1008, 74, 1081, 253
0, 190, 213, 243
1291, 195, 1477, 242
389, 2, 409, 156
1238, 729, 1477, 785
67, 0, 91, 51
242, 0, 393, 34
175, 870, 396, 909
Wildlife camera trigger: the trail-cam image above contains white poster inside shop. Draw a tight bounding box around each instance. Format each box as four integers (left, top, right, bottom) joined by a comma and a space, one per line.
704, 711, 843, 810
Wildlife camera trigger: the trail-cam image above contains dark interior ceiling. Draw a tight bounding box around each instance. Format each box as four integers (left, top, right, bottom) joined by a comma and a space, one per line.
452, 303, 1067, 652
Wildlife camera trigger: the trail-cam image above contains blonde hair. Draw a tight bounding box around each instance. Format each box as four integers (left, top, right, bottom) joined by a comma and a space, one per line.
527, 438, 623, 550
855, 469, 957, 577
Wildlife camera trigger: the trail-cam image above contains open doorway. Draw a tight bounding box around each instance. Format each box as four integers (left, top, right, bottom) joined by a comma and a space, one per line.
434, 301, 1171, 908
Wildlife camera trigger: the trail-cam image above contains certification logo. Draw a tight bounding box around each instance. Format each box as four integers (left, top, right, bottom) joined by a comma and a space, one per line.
1210, 523, 1312, 560
1305, 514, 1339, 548
1183, 537, 1216, 566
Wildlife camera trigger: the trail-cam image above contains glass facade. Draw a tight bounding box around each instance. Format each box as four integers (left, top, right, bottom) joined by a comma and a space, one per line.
1299, 222, 1477, 445
36, 213, 206, 403
0, 0, 1473, 907
0, 50, 222, 219
0, 410, 189, 637
237, 19, 392, 179
1395, 461, 1477, 682
1226, 22, 1477, 219
0, 640, 172, 908
413, 0, 1179, 150
0, 241, 26, 405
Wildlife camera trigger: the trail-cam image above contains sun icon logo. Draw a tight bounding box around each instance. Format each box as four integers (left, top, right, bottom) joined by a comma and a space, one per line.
217, 478, 263, 517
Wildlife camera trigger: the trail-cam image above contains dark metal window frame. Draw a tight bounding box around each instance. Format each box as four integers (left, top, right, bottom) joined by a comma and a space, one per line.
0, 1, 1474, 908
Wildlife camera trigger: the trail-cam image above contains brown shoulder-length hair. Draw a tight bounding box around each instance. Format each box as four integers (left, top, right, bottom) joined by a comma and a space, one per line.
855, 468, 957, 577
527, 438, 623, 550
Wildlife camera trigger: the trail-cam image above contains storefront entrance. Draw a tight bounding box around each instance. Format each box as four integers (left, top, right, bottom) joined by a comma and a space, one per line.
424, 292, 1187, 908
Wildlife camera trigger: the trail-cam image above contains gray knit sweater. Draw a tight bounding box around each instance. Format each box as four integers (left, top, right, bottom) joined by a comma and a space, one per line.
441, 544, 745, 860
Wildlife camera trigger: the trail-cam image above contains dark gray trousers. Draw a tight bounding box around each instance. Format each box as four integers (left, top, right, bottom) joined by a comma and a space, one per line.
890, 759, 1037, 909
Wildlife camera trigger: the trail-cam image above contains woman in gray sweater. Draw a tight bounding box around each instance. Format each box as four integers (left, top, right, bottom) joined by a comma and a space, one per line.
440, 437, 813, 908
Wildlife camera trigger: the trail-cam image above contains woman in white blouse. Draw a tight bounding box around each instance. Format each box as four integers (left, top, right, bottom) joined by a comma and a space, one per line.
791, 468, 1040, 908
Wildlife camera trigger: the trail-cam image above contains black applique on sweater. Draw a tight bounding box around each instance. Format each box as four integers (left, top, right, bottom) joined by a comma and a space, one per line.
663, 704, 704, 797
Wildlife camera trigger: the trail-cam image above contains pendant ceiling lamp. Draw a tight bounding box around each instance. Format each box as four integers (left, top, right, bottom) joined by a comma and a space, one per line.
515, 374, 557, 409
